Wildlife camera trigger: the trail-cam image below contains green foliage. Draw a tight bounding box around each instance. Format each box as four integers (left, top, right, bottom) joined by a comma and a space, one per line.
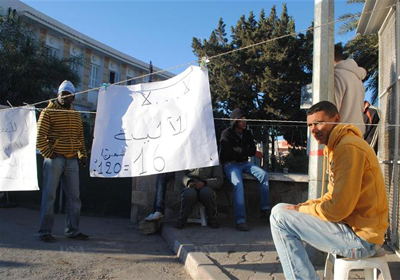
281, 148, 308, 173
192, 4, 313, 146
337, 0, 365, 35
0, 8, 81, 107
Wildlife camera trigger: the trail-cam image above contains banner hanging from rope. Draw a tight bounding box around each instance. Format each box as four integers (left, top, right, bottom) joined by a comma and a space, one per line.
90, 66, 219, 178
0, 107, 39, 191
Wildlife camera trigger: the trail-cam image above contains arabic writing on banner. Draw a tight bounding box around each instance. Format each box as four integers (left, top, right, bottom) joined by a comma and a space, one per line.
0, 108, 39, 191
90, 66, 219, 178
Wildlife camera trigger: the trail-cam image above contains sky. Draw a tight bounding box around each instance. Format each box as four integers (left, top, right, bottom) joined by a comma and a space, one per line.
22, 0, 365, 75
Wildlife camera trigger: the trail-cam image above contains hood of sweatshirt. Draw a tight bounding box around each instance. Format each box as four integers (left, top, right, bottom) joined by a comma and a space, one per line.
327, 124, 363, 152
334, 59, 367, 81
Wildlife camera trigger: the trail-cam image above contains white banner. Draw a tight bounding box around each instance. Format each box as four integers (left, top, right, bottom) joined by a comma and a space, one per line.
90, 66, 219, 178
0, 108, 39, 191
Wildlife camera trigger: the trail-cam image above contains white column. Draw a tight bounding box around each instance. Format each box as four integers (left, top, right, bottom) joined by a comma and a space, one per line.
306, 0, 335, 265
309, 0, 335, 200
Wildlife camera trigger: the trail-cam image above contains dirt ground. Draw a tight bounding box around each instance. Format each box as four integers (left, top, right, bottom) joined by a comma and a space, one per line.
0, 207, 189, 280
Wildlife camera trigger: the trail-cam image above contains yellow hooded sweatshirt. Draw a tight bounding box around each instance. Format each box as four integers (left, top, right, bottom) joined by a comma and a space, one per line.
299, 124, 388, 245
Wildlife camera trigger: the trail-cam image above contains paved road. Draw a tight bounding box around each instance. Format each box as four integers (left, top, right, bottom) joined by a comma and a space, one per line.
162, 216, 400, 280
0, 207, 188, 280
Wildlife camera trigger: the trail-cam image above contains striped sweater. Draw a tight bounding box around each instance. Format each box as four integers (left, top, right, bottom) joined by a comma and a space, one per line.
37, 101, 87, 159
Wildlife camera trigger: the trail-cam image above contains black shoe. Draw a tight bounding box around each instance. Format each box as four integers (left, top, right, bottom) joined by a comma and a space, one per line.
175, 221, 185, 230
236, 222, 249, 231
208, 222, 220, 229
39, 234, 56, 243
68, 233, 89, 240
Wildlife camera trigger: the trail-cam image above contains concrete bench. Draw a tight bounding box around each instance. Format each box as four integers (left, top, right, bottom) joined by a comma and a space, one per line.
131, 172, 309, 223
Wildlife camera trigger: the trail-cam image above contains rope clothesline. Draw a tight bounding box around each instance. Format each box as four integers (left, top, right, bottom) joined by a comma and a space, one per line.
5, 4, 396, 111
1, 2, 396, 124
3, 105, 390, 127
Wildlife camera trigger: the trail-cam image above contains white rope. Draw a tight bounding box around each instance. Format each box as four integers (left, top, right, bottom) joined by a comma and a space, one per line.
3, 107, 390, 127
2, 2, 395, 112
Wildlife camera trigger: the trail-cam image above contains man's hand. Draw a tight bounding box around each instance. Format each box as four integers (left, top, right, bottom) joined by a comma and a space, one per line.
285, 205, 300, 211
194, 181, 205, 190
79, 157, 87, 167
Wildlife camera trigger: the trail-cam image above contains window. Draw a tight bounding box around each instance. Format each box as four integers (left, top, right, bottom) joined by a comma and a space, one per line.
109, 71, 119, 84
126, 76, 135, 85
109, 71, 116, 84
69, 55, 81, 73
89, 64, 99, 88
46, 47, 58, 57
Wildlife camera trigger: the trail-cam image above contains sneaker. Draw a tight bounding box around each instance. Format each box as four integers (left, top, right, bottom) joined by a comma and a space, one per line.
152, 211, 164, 220
145, 213, 154, 221
39, 234, 56, 243
208, 222, 220, 229
175, 221, 185, 229
68, 233, 89, 240
236, 222, 249, 231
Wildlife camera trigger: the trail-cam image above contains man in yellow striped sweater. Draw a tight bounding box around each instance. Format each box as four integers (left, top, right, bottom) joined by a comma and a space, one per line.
37, 80, 89, 243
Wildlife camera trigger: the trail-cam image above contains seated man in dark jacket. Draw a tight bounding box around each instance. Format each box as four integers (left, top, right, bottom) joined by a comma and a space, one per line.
219, 108, 270, 231
175, 165, 223, 229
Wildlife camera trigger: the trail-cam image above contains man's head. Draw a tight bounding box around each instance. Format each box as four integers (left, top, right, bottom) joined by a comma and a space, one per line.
307, 101, 340, 145
334, 43, 344, 65
57, 80, 75, 107
230, 108, 247, 131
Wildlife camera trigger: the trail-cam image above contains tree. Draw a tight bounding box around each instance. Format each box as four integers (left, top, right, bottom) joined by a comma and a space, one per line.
338, 0, 379, 104
337, 0, 365, 35
192, 5, 313, 147
0, 8, 81, 107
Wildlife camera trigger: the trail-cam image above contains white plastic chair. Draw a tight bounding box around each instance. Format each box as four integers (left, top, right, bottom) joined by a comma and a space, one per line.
323, 248, 392, 280
187, 202, 207, 226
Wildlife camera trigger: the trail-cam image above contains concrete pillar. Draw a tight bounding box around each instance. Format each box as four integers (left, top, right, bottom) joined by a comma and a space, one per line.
81, 48, 91, 102
39, 28, 47, 44
121, 64, 127, 84
103, 57, 110, 83
63, 38, 71, 59
307, 0, 335, 265
309, 0, 335, 199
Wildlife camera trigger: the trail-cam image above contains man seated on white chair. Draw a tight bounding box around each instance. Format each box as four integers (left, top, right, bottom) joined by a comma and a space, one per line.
175, 165, 223, 229
270, 101, 389, 280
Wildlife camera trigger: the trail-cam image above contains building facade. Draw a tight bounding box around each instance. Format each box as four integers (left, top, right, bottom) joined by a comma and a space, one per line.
358, 0, 400, 251
0, 0, 174, 114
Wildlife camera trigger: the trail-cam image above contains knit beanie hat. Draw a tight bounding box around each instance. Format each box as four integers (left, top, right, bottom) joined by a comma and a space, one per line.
58, 80, 75, 95
230, 108, 246, 126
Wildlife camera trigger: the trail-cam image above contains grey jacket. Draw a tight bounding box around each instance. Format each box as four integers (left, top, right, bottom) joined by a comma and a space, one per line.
176, 165, 224, 190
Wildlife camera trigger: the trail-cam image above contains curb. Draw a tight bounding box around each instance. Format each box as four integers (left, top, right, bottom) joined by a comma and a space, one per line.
161, 224, 230, 280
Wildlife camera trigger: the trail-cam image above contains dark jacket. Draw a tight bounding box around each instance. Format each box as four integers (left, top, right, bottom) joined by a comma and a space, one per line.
176, 165, 224, 190
219, 127, 256, 164
363, 101, 380, 152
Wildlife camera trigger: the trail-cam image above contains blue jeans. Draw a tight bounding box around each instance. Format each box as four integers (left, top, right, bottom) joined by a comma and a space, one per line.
270, 203, 378, 280
224, 162, 270, 224
38, 157, 82, 237
154, 172, 175, 214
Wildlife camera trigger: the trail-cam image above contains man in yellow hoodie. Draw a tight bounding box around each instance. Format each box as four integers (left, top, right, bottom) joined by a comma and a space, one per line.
270, 101, 388, 280
37, 80, 89, 243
